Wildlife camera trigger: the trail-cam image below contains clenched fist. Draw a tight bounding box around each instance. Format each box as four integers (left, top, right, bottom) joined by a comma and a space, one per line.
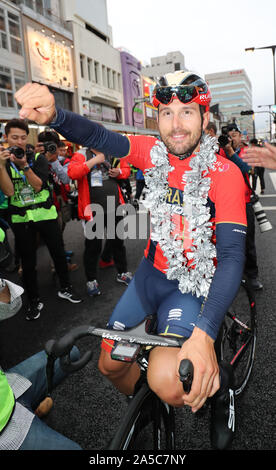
14, 83, 56, 125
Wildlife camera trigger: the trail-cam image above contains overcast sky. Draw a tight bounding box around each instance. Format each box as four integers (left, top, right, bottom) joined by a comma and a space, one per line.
106, 0, 276, 134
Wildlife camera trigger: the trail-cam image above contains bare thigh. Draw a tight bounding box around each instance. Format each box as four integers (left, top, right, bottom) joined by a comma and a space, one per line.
147, 346, 184, 407
98, 347, 140, 396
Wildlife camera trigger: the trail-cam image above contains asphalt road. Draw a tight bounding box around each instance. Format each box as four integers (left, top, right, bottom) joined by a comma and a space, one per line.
1, 173, 275, 452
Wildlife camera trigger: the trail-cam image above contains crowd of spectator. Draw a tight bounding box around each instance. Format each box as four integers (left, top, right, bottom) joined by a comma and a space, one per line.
0, 118, 139, 321
0, 113, 270, 451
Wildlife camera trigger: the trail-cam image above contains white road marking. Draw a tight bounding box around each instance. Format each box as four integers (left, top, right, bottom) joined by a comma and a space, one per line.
269, 172, 276, 192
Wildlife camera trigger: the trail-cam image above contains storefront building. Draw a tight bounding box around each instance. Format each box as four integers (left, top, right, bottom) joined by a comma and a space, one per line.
0, 0, 26, 130
0, 0, 77, 143
20, 0, 77, 113
60, 0, 124, 130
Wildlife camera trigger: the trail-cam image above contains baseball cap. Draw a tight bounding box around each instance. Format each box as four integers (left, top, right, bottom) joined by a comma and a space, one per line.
227, 123, 241, 133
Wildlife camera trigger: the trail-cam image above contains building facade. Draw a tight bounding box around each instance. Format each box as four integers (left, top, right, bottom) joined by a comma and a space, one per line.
205, 69, 254, 138
0, 0, 77, 144
21, 0, 76, 113
0, 0, 26, 126
60, 0, 124, 128
141, 51, 186, 81
142, 75, 158, 130
0, 0, 159, 137
120, 50, 144, 128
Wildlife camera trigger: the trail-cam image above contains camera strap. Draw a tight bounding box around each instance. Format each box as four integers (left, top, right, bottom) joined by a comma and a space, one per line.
243, 174, 259, 203
10, 162, 26, 183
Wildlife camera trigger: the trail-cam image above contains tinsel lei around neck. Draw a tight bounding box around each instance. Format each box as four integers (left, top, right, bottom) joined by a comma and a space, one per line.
143, 134, 219, 298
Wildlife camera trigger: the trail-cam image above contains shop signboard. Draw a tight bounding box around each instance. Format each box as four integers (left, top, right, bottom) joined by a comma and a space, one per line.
27, 26, 74, 92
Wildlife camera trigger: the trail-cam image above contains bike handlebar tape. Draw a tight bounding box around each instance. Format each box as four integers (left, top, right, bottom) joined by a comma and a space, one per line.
47, 325, 93, 373
60, 350, 93, 373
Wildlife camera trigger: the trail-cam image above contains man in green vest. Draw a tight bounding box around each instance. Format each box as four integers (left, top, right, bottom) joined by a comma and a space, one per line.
0, 266, 82, 450
0, 119, 82, 320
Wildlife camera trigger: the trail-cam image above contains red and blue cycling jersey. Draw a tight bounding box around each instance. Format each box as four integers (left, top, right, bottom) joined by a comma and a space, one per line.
123, 135, 246, 276
51, 108, 247, 340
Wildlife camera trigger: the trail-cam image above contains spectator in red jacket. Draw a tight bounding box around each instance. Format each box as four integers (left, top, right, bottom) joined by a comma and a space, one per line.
68, 148, 133, 297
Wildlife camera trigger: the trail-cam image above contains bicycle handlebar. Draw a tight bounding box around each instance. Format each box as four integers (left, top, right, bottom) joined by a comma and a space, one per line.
45, 325, 94, 373
45, 319, 194, 392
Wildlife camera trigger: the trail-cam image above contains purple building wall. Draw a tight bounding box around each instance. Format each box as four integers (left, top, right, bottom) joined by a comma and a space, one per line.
120, 51, 144, 128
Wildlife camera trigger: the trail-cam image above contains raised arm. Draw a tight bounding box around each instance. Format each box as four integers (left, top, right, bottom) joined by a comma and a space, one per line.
15, 83, 130, 157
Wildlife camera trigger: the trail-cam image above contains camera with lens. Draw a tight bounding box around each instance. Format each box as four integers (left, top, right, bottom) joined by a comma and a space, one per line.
251, 194, 272, 233
7, 146, 25, 159
217, 125, 231, 148
218, 134, 230, 148
43, 141, 57, 154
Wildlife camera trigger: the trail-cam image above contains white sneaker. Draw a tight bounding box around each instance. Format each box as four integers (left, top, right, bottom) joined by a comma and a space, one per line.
58, 286, 82, 303
117, 272, 133, 285
87, 280, 101, 296
26, 300, 44, 321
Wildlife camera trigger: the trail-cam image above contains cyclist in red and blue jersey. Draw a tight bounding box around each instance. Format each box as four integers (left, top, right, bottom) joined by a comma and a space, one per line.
15, 72, 247, 449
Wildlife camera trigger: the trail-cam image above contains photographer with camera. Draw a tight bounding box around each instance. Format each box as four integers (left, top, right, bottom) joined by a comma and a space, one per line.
0, 119, 82, 320
37, 130, 70, 183
218, 124, 263, 291
36, 130, 78, 271
57, 140, 68, 163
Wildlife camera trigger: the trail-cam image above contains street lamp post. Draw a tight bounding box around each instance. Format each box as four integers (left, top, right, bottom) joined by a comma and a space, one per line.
257, 105, 273, 140
245, 45, 276, 105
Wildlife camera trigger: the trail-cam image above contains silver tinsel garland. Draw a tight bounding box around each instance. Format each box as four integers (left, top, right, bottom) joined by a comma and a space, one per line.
143, 134, 219, 298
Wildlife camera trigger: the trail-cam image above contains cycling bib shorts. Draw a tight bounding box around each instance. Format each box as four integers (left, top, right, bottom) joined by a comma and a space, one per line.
101, 257, 204, 353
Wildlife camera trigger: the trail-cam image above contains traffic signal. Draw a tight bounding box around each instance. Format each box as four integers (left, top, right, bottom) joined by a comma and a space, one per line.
240, 110, 254, 115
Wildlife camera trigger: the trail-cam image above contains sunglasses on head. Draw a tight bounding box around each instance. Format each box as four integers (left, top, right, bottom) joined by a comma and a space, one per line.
152, 82, 208, 108
152, 85, 199, 107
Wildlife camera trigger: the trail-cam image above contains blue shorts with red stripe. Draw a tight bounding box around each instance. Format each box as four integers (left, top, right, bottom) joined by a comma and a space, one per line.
102, 257, 204, 352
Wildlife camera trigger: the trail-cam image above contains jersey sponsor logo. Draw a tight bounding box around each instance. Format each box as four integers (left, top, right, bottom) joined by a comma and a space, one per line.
218, 163, 230, 172
168, 308, 182, 321
163, 186, 193, 249
164, 187, 193, 217
233, 228, 246, 235
165, 186, 183, 206
213, 161, 230, 172
113, 321, 126, 331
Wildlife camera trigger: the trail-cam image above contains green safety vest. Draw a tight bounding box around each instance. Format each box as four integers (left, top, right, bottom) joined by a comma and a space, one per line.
9, 155, 57, 224
0, 370, 15, 433
0, 191, 8, 210
0, 228, 5, 243
0, 228, 16, 431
